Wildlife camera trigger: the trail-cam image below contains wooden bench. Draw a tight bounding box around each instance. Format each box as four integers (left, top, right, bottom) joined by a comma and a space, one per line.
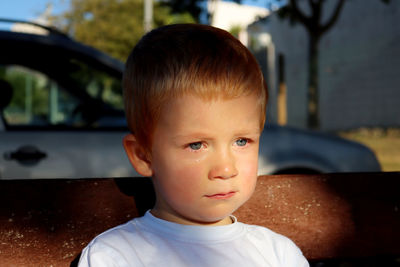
1, 172, 399, 266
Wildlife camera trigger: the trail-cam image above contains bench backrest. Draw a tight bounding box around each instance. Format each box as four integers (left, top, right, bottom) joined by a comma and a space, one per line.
1, 172, 399, 266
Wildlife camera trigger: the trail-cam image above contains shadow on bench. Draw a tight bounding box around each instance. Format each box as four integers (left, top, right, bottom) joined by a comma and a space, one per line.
0, 172, 399, 266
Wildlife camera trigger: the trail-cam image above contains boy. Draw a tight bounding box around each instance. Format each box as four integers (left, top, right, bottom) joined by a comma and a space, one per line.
78, 24, 309, 266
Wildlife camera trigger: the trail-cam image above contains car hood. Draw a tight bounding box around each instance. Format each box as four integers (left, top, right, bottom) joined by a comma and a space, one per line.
258, 124, 381, 174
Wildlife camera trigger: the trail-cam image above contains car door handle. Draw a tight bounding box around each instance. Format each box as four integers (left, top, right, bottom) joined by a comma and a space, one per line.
4, 145, 47, 166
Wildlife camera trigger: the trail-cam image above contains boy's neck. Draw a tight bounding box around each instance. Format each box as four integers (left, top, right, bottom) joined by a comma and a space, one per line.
149, 209, 234, 226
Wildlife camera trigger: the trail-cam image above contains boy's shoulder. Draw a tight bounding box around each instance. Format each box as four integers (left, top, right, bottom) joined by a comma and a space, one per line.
241, 222, 300, 249
78, 217, 145, 266
240, 223, 308, 266
86, 215, 145, 247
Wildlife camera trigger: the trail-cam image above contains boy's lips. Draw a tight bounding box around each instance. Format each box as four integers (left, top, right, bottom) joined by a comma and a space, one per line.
205, 191, 236, 200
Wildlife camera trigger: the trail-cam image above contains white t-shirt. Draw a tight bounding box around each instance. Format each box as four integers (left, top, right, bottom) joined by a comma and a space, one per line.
78, 211, 309, 267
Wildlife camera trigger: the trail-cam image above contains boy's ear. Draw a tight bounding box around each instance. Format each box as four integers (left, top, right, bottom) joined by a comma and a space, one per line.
123, 134, 153, 177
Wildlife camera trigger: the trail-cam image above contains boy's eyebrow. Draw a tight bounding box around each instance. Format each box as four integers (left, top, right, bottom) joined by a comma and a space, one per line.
171, 133, 211, 141
171, 130, 261, 141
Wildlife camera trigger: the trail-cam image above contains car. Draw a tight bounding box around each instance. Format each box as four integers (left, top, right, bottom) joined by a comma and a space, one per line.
0, 18, 381, 179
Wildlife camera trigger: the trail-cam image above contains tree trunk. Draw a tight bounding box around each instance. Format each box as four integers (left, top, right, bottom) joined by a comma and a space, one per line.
307, 33, 320, 129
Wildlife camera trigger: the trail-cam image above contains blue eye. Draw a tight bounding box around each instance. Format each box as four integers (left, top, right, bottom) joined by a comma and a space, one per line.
236, 139, 248, 147
189, 142, 202, 150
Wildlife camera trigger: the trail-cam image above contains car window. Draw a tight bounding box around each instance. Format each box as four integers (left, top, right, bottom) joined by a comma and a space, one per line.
2, 65, 78, 127
69, 59, 123, 112
0, 61, 125, 130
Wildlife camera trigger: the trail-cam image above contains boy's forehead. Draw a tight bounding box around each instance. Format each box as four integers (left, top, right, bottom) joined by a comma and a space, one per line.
156, 94, 262, 129
160, 92, 260, 112
175, 90, 260, 103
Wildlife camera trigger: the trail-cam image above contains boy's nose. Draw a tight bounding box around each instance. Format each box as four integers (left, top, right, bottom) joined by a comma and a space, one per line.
208, 151, 238, 180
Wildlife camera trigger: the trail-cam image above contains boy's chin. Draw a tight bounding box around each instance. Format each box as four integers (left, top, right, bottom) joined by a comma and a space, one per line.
190, 203, 245, 226
152, 200, 243, 226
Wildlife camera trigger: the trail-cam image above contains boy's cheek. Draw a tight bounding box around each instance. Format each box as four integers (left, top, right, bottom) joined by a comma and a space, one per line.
238, 157, 259, 191
161, 163, 204, 190
237, 155, 258, 186
238, 150, 259, 172
241, 164, 258, 186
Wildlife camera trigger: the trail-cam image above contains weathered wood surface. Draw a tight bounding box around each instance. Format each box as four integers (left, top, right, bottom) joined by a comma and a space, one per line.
0, 172, 399, 266
0, 179, 139, 266
235, 172, 400, 261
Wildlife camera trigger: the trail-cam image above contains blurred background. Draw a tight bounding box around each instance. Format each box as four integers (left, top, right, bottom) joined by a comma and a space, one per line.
0, 0, 398, 177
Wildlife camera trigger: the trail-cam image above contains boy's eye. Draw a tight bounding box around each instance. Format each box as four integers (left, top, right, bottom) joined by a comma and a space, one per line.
188, 142, 202, 150
236, 138, 248, 147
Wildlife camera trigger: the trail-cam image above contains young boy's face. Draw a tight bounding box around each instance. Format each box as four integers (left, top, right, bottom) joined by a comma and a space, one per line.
147, 94, 262, 226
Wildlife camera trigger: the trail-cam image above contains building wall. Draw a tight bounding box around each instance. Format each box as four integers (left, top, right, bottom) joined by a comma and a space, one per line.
250, 0, 400, 131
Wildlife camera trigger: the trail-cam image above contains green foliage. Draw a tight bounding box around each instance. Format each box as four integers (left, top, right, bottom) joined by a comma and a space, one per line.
51, 0, 195, 61
158, 0, 203, 22
154, 6, 196, 25
229, 25, 242, 38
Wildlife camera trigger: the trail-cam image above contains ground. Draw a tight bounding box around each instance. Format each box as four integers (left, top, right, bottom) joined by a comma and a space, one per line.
337, 127, 400, 172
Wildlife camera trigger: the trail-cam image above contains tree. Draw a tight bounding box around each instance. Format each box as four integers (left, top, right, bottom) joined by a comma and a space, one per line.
158, 0, 203, 22
276, 0, 390, 129
277, 0, 345, 129
51, 0, 195, 61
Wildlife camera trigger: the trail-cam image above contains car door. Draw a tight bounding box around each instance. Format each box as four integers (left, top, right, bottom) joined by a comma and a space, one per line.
0, 62, 138, 179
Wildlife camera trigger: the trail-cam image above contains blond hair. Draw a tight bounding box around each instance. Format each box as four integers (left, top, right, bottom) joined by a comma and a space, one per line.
123, 24, 268, 152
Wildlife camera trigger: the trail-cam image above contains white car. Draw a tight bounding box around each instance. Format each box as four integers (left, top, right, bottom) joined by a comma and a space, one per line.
0, 19, 381, 179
